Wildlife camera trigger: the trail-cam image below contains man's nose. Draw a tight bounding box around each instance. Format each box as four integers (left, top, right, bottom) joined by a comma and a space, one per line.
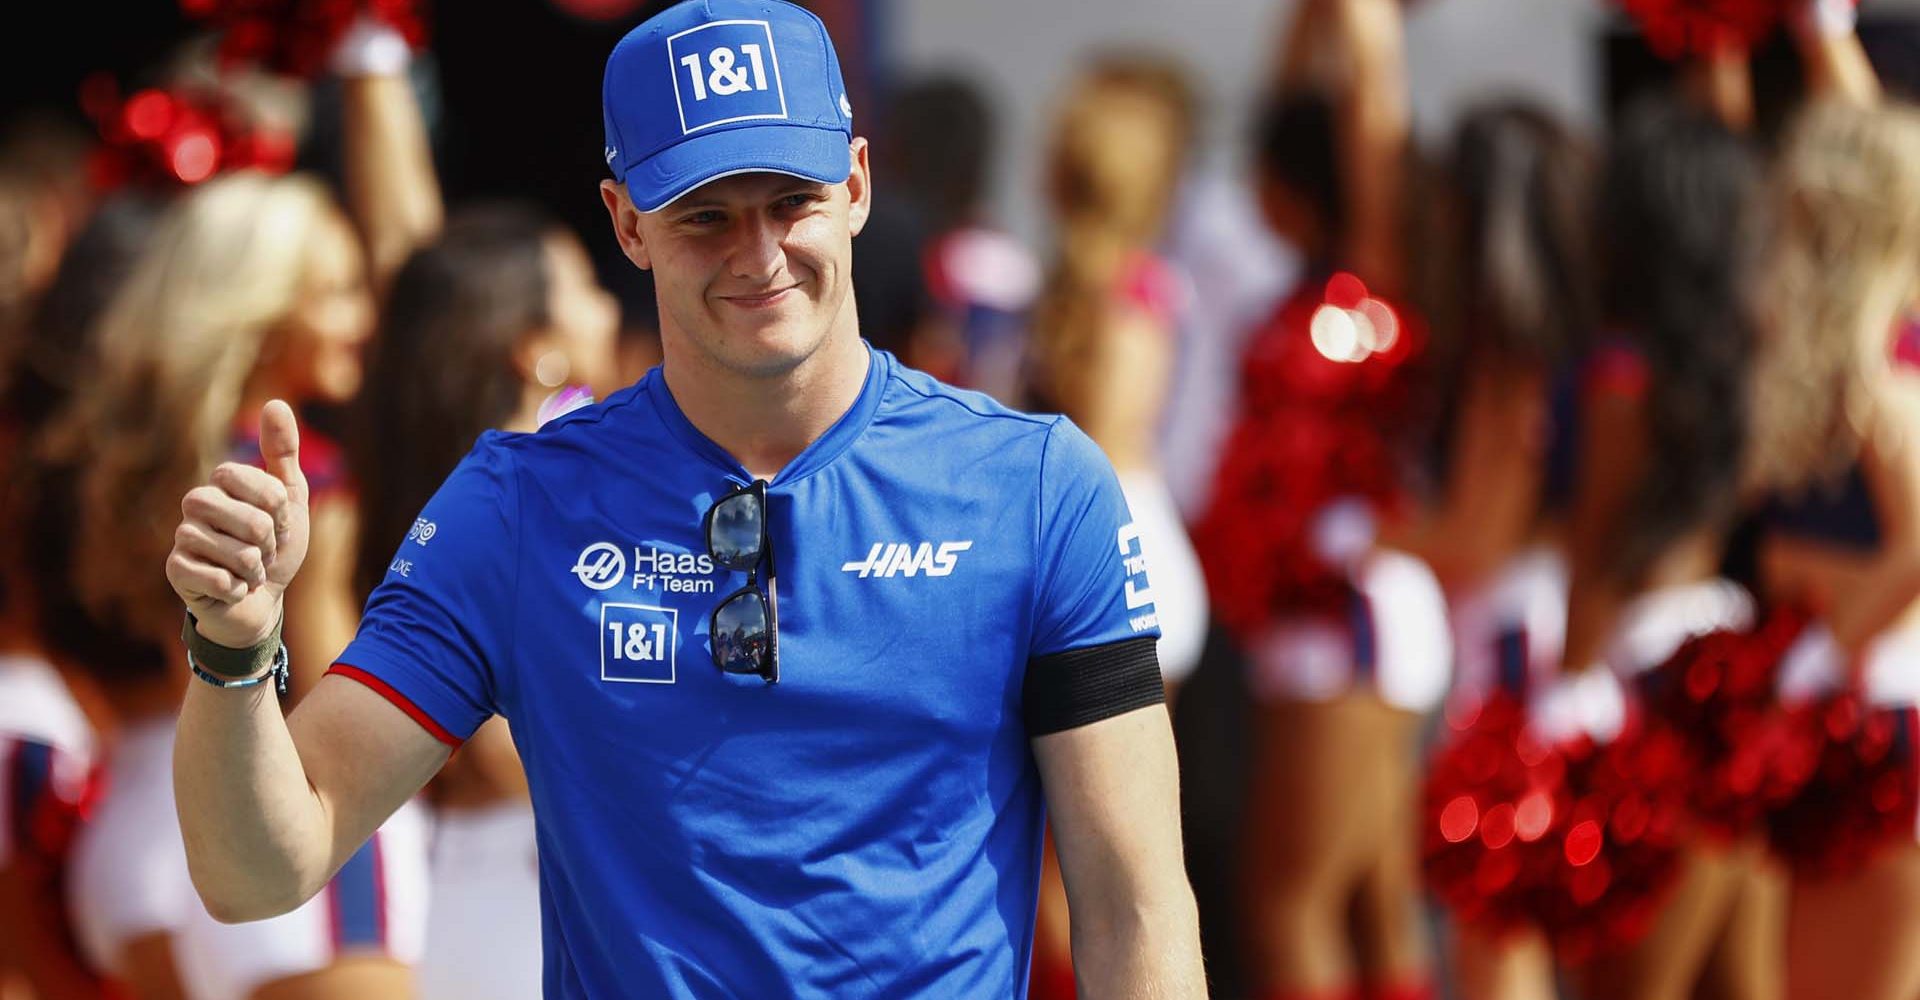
727, 213, 785, 282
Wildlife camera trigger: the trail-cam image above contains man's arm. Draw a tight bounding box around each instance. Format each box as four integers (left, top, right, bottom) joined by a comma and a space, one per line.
174, 668, 448, 923
1034, 705, 1206, 999
167, 401, 450, 921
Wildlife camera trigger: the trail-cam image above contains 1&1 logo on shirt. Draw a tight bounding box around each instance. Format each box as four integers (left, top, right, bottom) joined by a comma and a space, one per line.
666, 20, 788, 134
600, 603, 678, 684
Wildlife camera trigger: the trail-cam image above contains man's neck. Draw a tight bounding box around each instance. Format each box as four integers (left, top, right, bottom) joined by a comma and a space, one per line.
660, 325, 871, 482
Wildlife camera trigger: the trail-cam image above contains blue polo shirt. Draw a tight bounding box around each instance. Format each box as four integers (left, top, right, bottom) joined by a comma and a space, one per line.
333, 346, 1160, 998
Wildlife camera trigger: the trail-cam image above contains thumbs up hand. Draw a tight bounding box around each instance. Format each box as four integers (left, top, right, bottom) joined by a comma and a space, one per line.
166, 400, 312, 649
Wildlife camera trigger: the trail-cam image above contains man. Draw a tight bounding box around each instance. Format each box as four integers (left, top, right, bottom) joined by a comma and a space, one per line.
164, 1, 1205, 996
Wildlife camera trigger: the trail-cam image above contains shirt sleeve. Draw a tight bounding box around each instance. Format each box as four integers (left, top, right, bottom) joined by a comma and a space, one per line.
1030, 418, 1163, 656
329, 436, 519, 746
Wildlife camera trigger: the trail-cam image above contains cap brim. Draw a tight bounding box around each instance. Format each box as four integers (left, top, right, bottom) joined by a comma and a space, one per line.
625, 125, 852, 213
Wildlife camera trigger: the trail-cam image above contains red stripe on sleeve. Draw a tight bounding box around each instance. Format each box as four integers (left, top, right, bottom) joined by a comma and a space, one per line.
327, 664, 464, 749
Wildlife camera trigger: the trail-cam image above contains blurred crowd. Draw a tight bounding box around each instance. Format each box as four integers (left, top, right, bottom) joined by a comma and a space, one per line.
3, 0, 1920, 999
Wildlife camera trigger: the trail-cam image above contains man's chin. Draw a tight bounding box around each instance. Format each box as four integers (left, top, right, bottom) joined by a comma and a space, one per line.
710, 321, 825, 379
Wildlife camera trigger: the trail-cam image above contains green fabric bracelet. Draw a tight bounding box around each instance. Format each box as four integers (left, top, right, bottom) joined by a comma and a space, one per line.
181, 611, 284, 680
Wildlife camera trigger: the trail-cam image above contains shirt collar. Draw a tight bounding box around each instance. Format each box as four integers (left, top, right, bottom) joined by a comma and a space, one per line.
645, 341, 889, 489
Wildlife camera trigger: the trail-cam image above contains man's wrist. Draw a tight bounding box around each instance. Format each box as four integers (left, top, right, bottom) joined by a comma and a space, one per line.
183, 612, 284, 679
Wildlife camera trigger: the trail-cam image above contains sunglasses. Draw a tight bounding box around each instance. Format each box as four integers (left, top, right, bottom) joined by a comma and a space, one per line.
702, 479, 779, 683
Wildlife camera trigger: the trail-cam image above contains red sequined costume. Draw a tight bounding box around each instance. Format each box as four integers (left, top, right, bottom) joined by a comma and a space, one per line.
1195, 272, 1448, 713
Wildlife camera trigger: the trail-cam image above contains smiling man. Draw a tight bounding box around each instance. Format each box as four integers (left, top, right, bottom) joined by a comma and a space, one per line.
163, 1, 1205, 997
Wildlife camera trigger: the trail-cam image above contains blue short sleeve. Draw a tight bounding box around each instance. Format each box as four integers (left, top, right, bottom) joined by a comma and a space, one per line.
1030, 418, 1162, 657
331, 436, 519, 745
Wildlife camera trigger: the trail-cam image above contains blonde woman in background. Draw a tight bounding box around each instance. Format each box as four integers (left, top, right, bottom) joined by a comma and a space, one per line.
1746, 101, 1920, 1000
56, 172, 426, 1000
1021, 55, 1210, 999
0, 165, 135, 1000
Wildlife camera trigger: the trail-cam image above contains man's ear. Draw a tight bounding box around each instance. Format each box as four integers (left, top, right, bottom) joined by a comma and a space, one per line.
845, 137, 872, 239
599, 180, 653, 271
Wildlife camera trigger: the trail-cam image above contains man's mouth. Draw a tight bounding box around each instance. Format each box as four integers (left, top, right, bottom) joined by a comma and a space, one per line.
718, 285, 801, 309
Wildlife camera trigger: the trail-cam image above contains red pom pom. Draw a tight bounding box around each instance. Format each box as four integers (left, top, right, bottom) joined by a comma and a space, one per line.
1614, 0, 1788, 59
1195, 282, 1426, 639
83, 82, 296, 193
1769, 698, 1920, 877
1421, 694, 1691, 961
180, 0, 430, 79
1634, 611, 1820, 839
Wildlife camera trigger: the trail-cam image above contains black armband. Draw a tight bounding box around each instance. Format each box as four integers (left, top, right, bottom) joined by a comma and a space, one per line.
1023, 636, 1165, 737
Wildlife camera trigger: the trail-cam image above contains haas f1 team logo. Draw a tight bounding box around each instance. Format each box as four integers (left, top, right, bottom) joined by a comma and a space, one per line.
572, 541, 717, 594
572, 542, 627, 591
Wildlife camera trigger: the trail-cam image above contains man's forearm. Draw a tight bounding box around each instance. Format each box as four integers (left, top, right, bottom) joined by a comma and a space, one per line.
174, 678, 336, 923
1072, 892, 1208, 999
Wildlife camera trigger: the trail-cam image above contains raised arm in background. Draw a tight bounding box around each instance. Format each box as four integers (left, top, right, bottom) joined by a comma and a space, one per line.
336, 19, 443, 294
278, 22, 446, 698
1790, 0, 1881, 107
1326, 0, 1409, 297
1264, 0, 1409, 295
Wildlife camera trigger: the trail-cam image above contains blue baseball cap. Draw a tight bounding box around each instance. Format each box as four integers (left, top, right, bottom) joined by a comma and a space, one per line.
602, 0, 854, 212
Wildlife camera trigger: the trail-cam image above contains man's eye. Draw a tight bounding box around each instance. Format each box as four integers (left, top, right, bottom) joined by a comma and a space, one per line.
779, 194, 815, 209
684, 211, 724, 225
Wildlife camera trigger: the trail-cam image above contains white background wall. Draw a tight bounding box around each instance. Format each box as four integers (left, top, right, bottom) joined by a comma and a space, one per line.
890, 0, 1917, 245
892, 0, 1602, 244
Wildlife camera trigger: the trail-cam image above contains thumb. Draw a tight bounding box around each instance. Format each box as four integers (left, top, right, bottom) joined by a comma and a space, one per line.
259, 400, 309, 505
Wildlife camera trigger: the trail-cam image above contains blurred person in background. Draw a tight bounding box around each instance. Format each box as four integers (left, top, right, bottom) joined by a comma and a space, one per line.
0, 183, 148, 1000
1554, 100, 1771, 1000
1745, 97, 1920, 1000
1196, 0, 1447, 996
886, 74, 1039, 401
1396, 101, 1595, 1000
844, 188, 936, 378
0, 116, 96, 334
611, 267, 665, 386
1156, 137, 1295, 526
1676, 8, 1920, 998
44, 20, 445, 996
1022, 53, 1211, 1000
1028, 54, 1208, 692
351, 203, 618, 1000
53, 169, 428, 1000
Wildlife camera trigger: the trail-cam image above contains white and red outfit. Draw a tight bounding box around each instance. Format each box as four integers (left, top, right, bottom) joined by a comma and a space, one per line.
1445, 547, 1569, 720
69, 716, 428, 1000
1199, 274, 1450, 712
418, 801, 542, 1000
0, 654, 94, 869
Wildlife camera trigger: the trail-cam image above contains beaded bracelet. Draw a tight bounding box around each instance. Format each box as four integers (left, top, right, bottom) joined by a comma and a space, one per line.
188, 643, 291, 697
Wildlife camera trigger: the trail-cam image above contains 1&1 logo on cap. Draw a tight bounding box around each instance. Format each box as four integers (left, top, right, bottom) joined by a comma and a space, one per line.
667, 20, 789, 135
